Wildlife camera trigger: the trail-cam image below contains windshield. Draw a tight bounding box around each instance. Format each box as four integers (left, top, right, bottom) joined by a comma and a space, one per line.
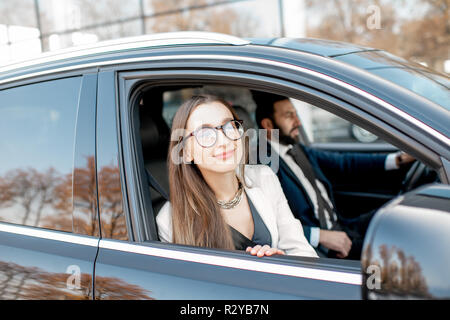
334, 50, 450, 111
367, 67, 450, 110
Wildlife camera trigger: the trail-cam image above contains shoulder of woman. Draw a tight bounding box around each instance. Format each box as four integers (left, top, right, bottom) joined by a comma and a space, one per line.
244, 164, 277, 185
156, 201, 172, 226
155, 201, 173, 242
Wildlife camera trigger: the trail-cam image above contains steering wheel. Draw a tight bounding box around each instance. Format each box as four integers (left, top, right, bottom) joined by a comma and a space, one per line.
400, 161, 428, 194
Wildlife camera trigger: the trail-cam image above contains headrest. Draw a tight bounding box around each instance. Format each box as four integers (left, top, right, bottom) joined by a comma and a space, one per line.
140, 118, 161, 150
233, 105, 257, 131
139, 89, 171, 160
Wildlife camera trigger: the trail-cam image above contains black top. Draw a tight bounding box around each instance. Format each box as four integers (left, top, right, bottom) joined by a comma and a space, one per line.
229, 193, 272, 250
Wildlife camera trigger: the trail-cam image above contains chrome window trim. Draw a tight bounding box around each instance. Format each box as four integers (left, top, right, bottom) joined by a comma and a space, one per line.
0, 31, 249, 73
0, 222, 99, 247
0, 54, 448, 147
99, 239, 362, 285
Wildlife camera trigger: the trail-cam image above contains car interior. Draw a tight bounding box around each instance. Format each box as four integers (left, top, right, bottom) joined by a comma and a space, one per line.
132, 83, 441, 260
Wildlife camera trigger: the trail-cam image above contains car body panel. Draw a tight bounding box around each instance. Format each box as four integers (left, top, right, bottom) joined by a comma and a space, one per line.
94, 239, 362, 300
361, 184, 450, 299
248, 37, 377, 57
96, 71, 130, 242
0, 223, 98, 299
73, 73, 100, 237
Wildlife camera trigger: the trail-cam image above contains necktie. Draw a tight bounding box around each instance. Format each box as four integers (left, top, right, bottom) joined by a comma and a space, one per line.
286, 144, 336, 229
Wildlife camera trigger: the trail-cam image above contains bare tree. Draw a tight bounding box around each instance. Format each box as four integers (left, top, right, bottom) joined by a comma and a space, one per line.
148, 0, 258, 37
305, 0, 449, 72
73, 0, 142, 40
0, 168, 58, 227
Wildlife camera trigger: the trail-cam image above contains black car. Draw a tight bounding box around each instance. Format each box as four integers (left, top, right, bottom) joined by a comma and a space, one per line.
0, 32, 449, 300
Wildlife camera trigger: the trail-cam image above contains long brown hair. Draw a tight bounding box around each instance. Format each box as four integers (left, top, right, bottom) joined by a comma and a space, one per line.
167, 95, 247, 250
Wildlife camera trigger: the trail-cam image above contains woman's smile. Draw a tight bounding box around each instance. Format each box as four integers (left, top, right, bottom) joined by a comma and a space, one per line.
214, 148, 235, 160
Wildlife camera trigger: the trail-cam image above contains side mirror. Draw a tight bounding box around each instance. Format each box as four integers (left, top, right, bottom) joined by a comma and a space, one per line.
361, 183, 450, 299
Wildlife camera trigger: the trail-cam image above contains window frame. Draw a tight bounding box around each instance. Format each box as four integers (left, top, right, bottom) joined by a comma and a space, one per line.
115, 56, 447, 270
73, 73, 100, 237
0, 72, 98, 234
96, 70, 133, 242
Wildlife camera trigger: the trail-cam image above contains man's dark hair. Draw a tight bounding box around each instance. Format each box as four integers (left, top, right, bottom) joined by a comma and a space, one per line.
252, 90, 289, 128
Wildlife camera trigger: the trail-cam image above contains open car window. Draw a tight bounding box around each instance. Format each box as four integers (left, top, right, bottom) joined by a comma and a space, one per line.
134, 83, 439, 262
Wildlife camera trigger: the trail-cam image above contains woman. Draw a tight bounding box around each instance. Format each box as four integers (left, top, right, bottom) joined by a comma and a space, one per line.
157, 95, 317, 258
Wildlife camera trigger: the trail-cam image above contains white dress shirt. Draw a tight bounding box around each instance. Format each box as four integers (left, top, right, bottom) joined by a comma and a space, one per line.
269, 139, 399, 247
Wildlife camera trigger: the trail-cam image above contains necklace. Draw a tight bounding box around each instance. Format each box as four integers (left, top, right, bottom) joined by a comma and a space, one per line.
217, 179, 243, 210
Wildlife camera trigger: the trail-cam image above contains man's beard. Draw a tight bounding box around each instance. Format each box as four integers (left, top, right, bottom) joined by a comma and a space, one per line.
272, 121, 299, 146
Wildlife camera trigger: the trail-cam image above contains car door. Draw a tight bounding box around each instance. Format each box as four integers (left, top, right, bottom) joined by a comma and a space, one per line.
93, 43, 448, 300
91, 70, 362, 300
0, 73, 99, 299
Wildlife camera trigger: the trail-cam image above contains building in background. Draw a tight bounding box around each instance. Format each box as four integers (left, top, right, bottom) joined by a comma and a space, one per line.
0, 0, 278, 64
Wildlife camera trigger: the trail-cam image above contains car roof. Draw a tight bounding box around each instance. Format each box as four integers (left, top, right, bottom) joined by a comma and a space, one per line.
0, 31, 250, 75
249, 37, 445, 74
249, 37, 379, 57
2, 32, 441, 79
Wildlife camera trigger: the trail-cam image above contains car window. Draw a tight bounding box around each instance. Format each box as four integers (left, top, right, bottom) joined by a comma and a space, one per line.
0, 77, 81, 232
291, 99, 381, 144
137, 83, 438, 263
162, 91, 183, 128
162, 86, 257, 129
163, 88, 381, 144
334, 51, 450, 111
367, 67, 450, 111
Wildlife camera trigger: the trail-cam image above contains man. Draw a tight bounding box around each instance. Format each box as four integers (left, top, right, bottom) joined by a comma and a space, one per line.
253, 91, 414, 259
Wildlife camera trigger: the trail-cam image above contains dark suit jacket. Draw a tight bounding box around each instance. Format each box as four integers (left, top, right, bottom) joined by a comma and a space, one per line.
259, 142, 387, 243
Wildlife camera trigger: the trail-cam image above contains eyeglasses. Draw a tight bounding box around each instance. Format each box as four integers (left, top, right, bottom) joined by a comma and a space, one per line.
182, 119, 244, 148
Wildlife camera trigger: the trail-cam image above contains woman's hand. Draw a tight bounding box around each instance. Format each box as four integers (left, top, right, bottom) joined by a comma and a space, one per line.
246, 245, 285, 257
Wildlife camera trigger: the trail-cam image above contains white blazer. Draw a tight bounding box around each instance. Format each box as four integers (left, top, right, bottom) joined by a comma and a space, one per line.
156, 164, 318, 258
